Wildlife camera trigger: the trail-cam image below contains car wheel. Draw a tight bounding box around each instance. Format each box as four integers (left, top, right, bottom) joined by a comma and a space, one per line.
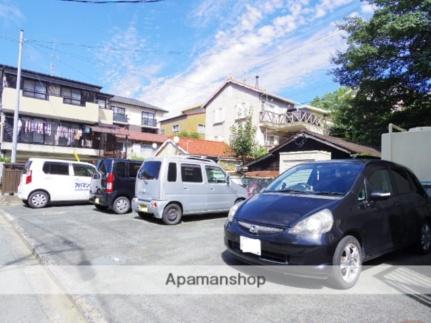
418, 221, 431, 254
162, 203, 182, 225
330, 235, 362, 289
28, 190, 49, 208
112, 196, 130, 214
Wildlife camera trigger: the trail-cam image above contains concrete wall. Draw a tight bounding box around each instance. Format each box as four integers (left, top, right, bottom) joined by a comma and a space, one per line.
205, 83, 293, 146
161, 113, 206, 137
382, 128, 431, 181
98, 108, 113, 125
2, 88, 99, 123
279, 150, 331, 173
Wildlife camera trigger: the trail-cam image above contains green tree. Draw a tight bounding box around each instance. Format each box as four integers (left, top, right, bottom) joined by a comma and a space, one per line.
332, 0, 431, 147
251, 145, 268, 159
311, 87, 357, 139
230, 116, 256, 163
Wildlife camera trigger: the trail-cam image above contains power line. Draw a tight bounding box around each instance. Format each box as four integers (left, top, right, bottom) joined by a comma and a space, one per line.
57, 0, 163, 3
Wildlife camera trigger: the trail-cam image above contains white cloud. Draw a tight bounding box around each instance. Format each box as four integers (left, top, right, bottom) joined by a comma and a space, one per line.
314, 0, 353, 18
99, 0, 356, 113
0, 1, 24, 26
137, 0, 350, 114
96, 20, 162, 98
361, 1, 377, 14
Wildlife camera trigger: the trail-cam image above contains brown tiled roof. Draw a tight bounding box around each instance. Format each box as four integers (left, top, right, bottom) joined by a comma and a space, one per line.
127, 131, 167, 144
177, 138, 233, 158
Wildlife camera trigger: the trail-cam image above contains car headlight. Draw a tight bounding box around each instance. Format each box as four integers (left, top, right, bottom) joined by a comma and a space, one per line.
289, 209, 333, 236
227, 201, 243, 223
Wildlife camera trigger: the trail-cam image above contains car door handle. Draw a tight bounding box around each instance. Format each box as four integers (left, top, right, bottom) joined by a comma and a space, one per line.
184, 187, 189, 190
210, 187, 215, 191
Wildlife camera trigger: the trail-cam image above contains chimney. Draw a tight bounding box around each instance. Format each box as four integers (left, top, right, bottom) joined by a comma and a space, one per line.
255, 75, 259, 88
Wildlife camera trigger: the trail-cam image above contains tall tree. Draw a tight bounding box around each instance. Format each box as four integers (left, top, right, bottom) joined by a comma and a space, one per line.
311, 87, 357, 139
230, 116, 257, 164
332, 0, 431, 147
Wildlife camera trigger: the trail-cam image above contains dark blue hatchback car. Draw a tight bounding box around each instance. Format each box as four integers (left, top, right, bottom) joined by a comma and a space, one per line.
225, 160, 431, 288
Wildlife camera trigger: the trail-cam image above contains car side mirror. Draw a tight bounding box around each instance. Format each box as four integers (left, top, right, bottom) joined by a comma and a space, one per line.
369, 191, 391, 201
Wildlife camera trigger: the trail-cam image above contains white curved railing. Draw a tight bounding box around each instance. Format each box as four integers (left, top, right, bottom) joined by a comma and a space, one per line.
259, 110, 328, 129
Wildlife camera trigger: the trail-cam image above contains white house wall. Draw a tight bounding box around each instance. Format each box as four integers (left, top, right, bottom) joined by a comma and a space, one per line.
205, 83, 293, 146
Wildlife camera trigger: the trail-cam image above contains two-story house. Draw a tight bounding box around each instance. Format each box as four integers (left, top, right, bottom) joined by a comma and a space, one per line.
0, 65, 167, 161
160, 105, 205, 138
108, 96, 167, 159
204, 79, 331, 148
0, 64, 114, 161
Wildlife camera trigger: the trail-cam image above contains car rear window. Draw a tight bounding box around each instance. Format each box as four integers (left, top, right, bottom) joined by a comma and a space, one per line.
23, 160, 32, 174
138, 161, 161, 180
43, 162, 69, 176
97, 159, 112, 176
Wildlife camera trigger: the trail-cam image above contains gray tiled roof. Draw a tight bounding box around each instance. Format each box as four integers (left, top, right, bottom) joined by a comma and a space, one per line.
111, 95, 168, 112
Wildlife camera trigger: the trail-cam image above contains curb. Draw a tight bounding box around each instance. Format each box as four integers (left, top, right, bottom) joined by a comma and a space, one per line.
0, 208, 108, 323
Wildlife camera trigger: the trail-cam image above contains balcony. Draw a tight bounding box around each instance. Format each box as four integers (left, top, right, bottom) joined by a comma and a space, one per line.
113, 112, 129, 124
259, 110, 329, 135
142, 117, 157, 128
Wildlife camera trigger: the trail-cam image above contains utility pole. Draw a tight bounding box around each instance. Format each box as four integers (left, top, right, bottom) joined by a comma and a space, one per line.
11, 30, 24, 163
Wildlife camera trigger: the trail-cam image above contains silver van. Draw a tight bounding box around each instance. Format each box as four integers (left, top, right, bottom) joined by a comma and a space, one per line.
132, 156, 247, 224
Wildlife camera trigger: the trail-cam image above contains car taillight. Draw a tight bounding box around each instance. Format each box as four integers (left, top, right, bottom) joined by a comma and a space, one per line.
25, 170, 32, 184
106, 172, 115, 193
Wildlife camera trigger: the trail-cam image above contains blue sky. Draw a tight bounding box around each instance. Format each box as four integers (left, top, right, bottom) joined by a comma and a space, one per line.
0, 0, 374, 114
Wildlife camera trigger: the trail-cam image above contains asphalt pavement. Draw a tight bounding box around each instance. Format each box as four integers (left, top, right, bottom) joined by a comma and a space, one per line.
0, 203, 430, 323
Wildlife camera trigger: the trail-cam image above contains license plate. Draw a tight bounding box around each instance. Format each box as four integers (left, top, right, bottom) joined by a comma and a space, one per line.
240, 236, 261, 256
139, 205, 148, 212
94, 198, 99, 204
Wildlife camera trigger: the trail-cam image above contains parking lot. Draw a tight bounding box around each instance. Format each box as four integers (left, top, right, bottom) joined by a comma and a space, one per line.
0, 203, 430, 322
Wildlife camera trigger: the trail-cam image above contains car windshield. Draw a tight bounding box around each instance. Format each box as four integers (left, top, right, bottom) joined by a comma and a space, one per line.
264, 162, 363, 196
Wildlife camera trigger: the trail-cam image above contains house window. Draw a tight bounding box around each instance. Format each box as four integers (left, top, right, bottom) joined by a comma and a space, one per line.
113, 106, 126, 115
236, 103, 249, 119
61, 87, 82, 106
23, 79, 48, 100
266, 135, 279, 146
142, 111, 156, 127
172, 124, 180, 133
97, 97, 108, 109
197, 124, 205, 134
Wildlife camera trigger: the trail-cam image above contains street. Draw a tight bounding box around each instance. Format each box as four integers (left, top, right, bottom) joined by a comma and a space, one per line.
0, 203, 430, 322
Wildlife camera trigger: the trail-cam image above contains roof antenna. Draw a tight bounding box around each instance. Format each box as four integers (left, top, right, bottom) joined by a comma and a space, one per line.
255, 75, 259, 88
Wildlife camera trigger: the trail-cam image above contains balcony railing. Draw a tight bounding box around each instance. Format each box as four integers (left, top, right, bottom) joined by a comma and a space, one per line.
142, 118, 157, 127
260, 110, 327, 129
113, 113, 129, 123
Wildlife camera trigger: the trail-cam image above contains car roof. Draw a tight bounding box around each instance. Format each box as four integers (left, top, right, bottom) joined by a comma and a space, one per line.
289, 159, 410, 169
144, 156, 217, 165
97, 158, 143, 164
29, 157, 94, 166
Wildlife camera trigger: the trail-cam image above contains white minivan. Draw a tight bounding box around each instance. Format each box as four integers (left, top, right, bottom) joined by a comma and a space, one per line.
132, 156, 247, 224
17, 158, 96, 208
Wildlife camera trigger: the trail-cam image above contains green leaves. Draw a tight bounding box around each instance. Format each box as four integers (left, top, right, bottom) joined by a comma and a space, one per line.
331, 0, 431, 147
230, 115, 257, 163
